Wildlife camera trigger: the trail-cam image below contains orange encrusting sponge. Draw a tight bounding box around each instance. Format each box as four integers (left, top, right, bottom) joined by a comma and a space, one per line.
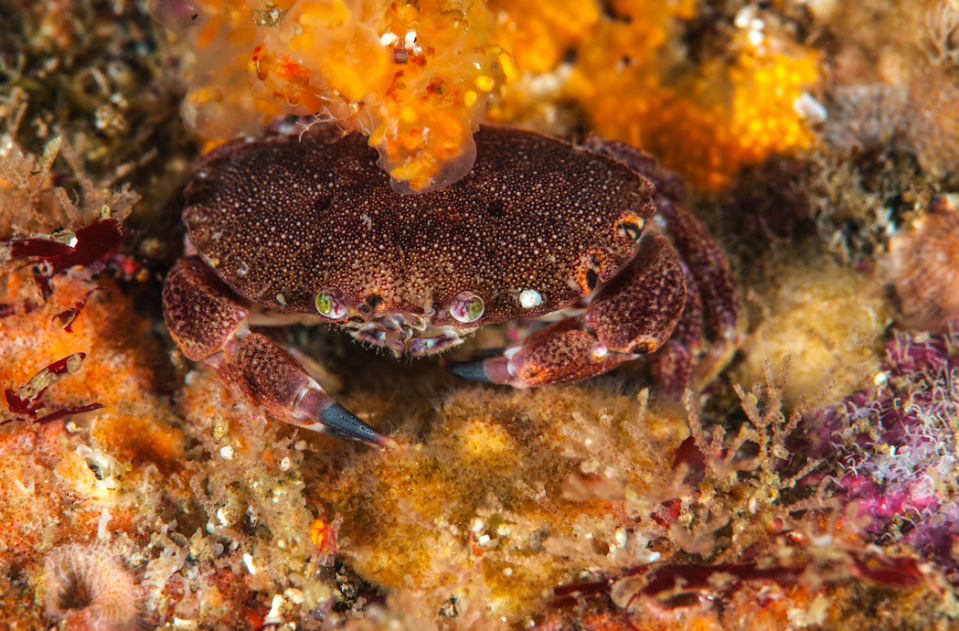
565, 2, 819, 190
150, 0, 505, 193
487, 0, 819, 190
151, 0, 819, 193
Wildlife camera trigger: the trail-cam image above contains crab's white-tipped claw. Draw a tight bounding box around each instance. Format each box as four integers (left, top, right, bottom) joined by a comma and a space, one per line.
222, 333, 396, 448
220, 332, 396, 448
164, 258, 396, 447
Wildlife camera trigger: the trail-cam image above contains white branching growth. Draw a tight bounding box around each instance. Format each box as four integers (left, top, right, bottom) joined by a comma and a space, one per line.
673, 358, 828, 558
669, 508, 730, 556
734, 359, 824, 510
683, 358, 822, 511
0, 88, 139, 239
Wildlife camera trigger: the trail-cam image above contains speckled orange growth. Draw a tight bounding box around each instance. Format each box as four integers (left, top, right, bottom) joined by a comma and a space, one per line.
566, 2, 819, 190
313, 385, 690, 621
486, 0, 820, 190
153, 0, 820, 196
488, 0, 599, 75
0, 271, 185, 553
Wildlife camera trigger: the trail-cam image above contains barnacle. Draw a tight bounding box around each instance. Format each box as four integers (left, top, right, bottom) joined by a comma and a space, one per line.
149, 0, 505, 194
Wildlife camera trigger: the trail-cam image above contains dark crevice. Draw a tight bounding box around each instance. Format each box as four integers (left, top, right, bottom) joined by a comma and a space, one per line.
586, 269, 598, 290
486, 199, 507, 219
313, 195, 332, 215
57, 570, 93, 611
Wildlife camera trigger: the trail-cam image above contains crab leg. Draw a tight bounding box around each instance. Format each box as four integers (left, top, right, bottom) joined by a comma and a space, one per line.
648, 263, 703, 397
446, 235, 687, 388
655, 198, 742, 388
594, 140, 743, 388
445, 318, 636, 388
164, 257, 395, 447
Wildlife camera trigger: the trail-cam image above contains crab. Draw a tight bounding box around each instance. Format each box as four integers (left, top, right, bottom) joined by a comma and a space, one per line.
162, 125, 741, 448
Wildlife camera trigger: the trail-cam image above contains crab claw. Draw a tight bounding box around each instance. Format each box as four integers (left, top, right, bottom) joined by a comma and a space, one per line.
164, 257, 396, 448
445, 234, 687, 389
443, 351, 512, 385
442, 347, 510, 384
222, 332, 398, 448
293, 387, 398, 448
445, 320, 636, 388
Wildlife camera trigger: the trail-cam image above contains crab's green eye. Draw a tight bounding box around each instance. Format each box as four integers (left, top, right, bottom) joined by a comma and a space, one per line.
315, 289, 347, 319
450, 291, 485, 323
466, 296, 484, 320
316, 293, 332, 314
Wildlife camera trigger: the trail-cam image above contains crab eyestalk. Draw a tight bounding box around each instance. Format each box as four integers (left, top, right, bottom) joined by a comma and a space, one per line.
315, 288, 349, 319
449, 291, 485, 323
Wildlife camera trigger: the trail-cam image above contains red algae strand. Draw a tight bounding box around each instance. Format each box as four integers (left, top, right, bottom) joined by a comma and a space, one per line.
2, 352, 105, 427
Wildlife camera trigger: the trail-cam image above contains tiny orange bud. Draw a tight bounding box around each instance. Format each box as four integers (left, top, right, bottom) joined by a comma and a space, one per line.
310, 518, 337, 558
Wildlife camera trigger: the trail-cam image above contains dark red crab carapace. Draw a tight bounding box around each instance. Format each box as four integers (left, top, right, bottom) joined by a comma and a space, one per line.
162, 125, 740, 446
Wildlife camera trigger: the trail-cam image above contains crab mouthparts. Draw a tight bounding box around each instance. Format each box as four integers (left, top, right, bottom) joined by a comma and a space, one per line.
349, 312, 468, 355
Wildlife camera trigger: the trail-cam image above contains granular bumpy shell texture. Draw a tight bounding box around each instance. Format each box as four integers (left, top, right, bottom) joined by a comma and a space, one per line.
182, 125, 655, 324
585, 234, 686, 354
163, 256, 250, 361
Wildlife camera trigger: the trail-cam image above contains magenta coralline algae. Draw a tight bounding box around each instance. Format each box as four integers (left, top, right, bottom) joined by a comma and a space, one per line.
805, 332, 959, 571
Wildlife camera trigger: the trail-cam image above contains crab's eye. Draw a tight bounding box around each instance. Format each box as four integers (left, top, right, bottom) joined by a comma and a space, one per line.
616, 216, 645, 242
315, 289, 348, 319
450, 291, 485, 323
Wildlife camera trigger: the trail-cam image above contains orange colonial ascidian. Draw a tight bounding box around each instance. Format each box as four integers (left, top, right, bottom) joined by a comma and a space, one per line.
487, 0, 599, 76
149, 0, 506, 194
567, 2, 821, 190
483, 0, 599, 123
